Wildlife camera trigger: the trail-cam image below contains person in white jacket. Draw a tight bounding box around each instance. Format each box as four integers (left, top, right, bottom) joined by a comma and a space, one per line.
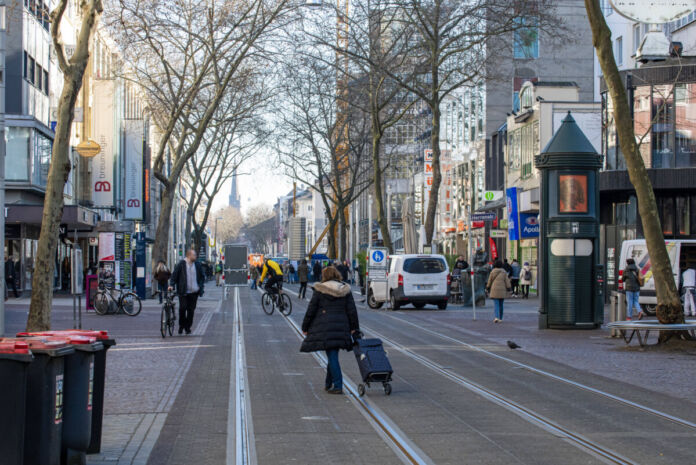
519, 262, 532, 299
682, 267, 696, 317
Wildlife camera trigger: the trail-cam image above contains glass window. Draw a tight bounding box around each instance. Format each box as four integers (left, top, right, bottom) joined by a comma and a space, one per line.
604, 93, 625, 170
23, 51, 28, 79
28, 56, 35, 85
5, 127, 30, 181
43, 70, 49, 95
633, 24, 641, 54
659, 196, 675, 236
652, 84, 675, 168
32, 131, 52, 187
514, 17, 539, 59
675, 83, 696, 167
634, 85, 652, 165
676, 196, 690, 236
615, 36, 623, 64
36, 64, 42, 91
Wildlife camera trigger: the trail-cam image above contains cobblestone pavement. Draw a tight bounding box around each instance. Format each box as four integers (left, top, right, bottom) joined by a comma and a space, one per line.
4, 283, 224, 465
6, 282, 696, 464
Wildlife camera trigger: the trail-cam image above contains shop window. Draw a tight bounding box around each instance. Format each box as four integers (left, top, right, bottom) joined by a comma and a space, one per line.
32, 131, 52, 187
676, 196, 690, 236
634, 86, 651, 165
5, 127, 30, 181
659, 196, 675, 236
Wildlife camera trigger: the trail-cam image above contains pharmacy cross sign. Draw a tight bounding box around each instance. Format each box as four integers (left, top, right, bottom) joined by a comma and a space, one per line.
609, 0, 696, 23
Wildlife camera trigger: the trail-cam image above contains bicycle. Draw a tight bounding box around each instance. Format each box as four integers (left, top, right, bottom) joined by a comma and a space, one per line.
261, 284, 292, 316
160, 290, 177, 337
94, 282, 142, 316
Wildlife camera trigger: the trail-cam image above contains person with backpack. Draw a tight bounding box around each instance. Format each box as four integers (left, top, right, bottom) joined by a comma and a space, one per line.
153, 260, 172, 304
510, 259, 521, 297
215, 260, 223, 287
486, 260, 512, 323
621, 258, 644, 320
520, 262, 532, 298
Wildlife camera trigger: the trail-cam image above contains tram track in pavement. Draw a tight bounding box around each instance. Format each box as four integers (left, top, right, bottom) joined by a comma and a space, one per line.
257, 287, 434, 465
280, 285, 681, 465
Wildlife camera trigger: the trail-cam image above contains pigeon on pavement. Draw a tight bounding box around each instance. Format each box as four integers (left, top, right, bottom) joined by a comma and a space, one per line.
507, 340, 521, 349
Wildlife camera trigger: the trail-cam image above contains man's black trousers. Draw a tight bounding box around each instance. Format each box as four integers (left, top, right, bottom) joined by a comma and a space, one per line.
178, 293, 199, 331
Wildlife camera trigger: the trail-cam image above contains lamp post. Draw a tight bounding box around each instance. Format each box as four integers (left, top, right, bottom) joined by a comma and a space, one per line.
214, 216, 223, 259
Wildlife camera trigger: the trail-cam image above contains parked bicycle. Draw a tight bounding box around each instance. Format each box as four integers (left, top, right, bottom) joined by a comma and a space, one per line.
160, 290, 177, 337
94, 282, 142, 316
261, 288, 292, 316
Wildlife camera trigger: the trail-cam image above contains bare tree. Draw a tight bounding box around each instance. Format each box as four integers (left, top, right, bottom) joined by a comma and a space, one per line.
245, 204, 275, 227
182, 76, 267, 253
360, 0, 560, 246
111, 0, 291, 266
210, 206, 244, 244
273, 51, 373, 259
585, 0, 683, 328
27, 0, 103, 331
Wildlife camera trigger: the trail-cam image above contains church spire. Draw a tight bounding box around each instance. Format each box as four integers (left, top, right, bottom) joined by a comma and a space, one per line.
229, 168, 241, 209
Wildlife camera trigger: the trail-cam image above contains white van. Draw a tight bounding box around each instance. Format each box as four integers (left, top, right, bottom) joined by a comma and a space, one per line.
385, 254, 450, 310
618, 239, 696, 314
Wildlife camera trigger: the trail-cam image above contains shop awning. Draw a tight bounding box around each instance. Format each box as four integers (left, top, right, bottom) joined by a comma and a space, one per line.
5, 204, 99, 231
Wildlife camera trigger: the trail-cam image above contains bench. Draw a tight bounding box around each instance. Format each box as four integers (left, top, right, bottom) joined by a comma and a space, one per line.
606, 320, 696, 347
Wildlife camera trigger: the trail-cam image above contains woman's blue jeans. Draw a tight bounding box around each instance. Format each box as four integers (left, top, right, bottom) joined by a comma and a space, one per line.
625, 291, 640, 317
325, 349, 342, 390
494, 298, 504, 320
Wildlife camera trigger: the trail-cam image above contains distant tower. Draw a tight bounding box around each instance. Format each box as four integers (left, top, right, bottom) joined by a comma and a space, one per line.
229, 169, 241, 209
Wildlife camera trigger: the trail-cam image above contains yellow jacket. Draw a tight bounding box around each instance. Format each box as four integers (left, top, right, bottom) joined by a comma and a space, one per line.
260, 260, 283, 282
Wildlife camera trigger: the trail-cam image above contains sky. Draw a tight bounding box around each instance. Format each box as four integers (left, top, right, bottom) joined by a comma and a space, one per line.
210, 149, 293, 215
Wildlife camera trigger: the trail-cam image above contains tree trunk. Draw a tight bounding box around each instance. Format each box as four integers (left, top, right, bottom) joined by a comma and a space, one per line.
184, 208, 193, 250
191, 226, 203, 257
371, 133, 393, 253
26, 0, 102, 331
152, 186, 176, 266
585, 0, 682, 326
338, 205, 347, 261
327, 214, 338, 259
425, 100, 442, 246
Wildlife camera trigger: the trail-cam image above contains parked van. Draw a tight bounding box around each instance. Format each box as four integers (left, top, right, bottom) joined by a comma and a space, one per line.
386, 254, 450, 310
618, 239, 696, 314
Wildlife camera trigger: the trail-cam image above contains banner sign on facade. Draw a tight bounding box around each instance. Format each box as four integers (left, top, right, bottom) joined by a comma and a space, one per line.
506, 187, 520, 241
124, 120, 144, 220
519, 212, 540, 238
424, 149, 433, 215
92, 80, 115, 207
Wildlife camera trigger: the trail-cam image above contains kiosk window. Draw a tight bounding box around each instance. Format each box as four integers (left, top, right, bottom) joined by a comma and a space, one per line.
559, 175, 588, 213
551, 239, 593, 257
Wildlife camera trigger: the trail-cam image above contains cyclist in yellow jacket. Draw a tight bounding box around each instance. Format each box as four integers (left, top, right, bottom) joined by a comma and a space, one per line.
258, 258, 283, 296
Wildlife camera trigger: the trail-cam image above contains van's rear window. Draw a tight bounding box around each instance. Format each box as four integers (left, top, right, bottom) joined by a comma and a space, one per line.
403, 258, 446, 274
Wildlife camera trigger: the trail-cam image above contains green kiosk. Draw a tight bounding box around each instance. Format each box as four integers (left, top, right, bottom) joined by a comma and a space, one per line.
535, 112, 604, 329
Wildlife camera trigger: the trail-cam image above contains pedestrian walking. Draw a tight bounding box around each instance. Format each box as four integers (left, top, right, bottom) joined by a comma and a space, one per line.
288, 262, 296, 284
250, 265, 259, 290
215, 261, 223, 286
336, 261, 349, 282
503, 258, 513, 277
510, 259, 521, 297
301, 266, 360, 395
153, 260, 171, 304
520, 262, 532, 298
5, 256, 19, 298
486, 260, 511, 323
356, 261, 365, 294
169, 249, 205, 335
454, 255, 469, 271
298, 259, 309, 299
313, 260, 322, 282
682, 266, 696, 317
621, 258, 644, 320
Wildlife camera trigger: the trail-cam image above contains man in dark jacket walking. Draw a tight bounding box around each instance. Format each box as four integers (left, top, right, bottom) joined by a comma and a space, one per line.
312, 261, 322, 282
297, 259, 309, 299
169, 249, 205, 334
5, 256, 18, 298
301, 266, 359, 394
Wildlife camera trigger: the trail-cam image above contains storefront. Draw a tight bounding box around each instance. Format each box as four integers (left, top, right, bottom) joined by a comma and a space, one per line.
4, 205, 98, 292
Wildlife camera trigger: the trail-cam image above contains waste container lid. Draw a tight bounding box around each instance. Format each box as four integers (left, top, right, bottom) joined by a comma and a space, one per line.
19, 336, 75, 356
0, 338, 30, 354
17, 332, 103, 351
19, 329, 115, 347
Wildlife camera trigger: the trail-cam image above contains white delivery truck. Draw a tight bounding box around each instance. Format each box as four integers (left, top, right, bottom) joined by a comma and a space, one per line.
618, 239, 696, 315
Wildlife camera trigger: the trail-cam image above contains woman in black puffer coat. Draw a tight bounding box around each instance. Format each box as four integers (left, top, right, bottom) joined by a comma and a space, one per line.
301, 266, 359, 394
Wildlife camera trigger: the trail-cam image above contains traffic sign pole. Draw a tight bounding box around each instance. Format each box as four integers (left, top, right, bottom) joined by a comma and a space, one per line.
469, 217, 476, 321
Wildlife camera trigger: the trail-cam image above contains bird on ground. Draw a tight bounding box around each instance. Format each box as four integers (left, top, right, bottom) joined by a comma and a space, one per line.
507, 340, 521, 349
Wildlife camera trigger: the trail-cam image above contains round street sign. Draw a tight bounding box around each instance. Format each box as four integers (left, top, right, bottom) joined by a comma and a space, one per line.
609, 0, 696, 24
372, 250, 385, 263
485, 192, 494, 201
